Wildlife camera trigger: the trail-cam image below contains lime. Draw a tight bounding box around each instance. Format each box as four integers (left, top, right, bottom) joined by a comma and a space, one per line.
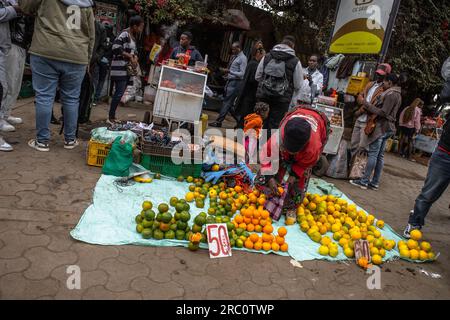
142, 201, 153, 210
175, 203, 185, 213
142, 229, 153, 239
174, 212, 181, 221
152, 221, 160, 230
175, 230, 186, 240
170, 224, 178, 231
153, 229, 164, 240
161, 212, 173, 224
154, 173, 161, 179
236, 228, 244, 236
180, 211, 191, 223
236, 239, 244, 248
158, 203, 169, 213
226, 222, 235, 231
156, 213, 163, 222
177, 176, 185, 182
135, 215, 143, 224
144, 210, 156, 221
170, 197, 179, 207
188, 242, 199, 251
142, 219, 154, 229
194, 215, 206, 226
165, 230, 176, 239
192, 224, 203, 233
136, 224, 144, 233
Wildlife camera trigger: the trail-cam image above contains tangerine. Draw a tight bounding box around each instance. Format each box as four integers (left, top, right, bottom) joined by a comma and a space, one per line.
263, 224, 274, 234
278, 227, 287, 237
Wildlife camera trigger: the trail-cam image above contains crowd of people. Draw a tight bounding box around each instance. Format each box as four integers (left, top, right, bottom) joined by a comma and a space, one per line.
0, 1, 449, 238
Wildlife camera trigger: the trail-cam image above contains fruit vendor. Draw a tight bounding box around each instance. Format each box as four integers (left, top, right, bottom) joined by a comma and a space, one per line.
259, 106, 329, 219
170, 31, 203, 66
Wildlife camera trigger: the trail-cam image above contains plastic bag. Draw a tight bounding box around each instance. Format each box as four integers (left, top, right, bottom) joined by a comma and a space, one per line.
102, 137, 134, 177
326, 140, 349, 179
348, 150, 368, 180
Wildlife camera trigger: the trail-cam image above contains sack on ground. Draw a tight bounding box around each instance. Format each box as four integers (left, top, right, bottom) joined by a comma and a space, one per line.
326, 140, 349, 179
349, 150, 368, 180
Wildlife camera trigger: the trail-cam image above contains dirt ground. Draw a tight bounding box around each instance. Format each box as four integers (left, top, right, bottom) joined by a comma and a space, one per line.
0, 98, 449, 300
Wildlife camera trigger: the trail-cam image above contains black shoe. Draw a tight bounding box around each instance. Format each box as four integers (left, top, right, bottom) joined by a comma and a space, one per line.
209, 122, 222, 128
368, 183, 379, 191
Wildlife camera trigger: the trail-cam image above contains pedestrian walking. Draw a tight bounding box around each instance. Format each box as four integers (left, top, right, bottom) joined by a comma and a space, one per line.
399, 98, 424, 160
108, 15, 144, 125
210, 42, 248, 128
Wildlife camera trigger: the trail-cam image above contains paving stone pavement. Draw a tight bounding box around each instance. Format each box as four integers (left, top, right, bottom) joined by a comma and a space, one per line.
0, 98, 449, 300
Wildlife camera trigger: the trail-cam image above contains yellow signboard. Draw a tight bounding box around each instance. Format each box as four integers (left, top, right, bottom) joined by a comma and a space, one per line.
329, 0, 397, 54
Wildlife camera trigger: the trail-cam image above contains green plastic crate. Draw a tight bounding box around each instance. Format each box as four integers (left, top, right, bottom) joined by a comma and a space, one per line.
141, 154, 202, 178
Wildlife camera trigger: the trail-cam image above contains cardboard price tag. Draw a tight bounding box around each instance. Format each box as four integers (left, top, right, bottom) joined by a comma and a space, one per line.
354, 240, 371, 262
206, 224, 232, 259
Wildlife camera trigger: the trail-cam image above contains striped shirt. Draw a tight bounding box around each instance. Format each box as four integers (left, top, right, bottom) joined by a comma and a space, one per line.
110, 29, 137, 80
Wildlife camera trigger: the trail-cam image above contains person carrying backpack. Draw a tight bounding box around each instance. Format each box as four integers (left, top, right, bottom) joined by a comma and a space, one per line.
255, 35, 304, 131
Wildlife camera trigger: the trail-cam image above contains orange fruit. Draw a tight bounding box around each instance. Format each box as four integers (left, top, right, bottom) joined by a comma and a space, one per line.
280, 243, 288, 252
263, 224, 274, 234
245, 240, 254, 249
253, 189, 260, 197
262, 242, 272, 251
262, 233, 273, 243
246, 224, 255, 232
235, 215, 244, 224
271, 242, 280, 251
255, 225, 263, 233
239, 223, 247, 230
234, 185, 243, 193
240, 208, 247, 216
258, 197, 266, 206
278, 187, 284, 195
275, 236, 285, 245
249, 234, 259, 243
278, 227, 287, 237
244, 210, 253, 219
233, 221, 239, 228
261, 210, 270, 219
253, 211, 261, 219
254, 242, 263, 250
252, 218, 260, 225
259, 219, 268, 227
249, 194, 257, 203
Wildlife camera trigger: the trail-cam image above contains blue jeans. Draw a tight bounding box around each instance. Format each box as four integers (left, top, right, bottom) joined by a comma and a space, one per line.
31, 55, 86, 143
360, 132, 393, 186
410, 149, 450, 227
216, 79, 242, 123
109, 78, 129, 120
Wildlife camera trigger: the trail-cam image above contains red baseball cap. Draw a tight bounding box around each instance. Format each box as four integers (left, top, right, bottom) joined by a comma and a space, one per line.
376, 63, 392, 76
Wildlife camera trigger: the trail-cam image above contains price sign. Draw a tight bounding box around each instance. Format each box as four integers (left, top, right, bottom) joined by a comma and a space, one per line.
206, 224, 232, 259
354, 240, 371, 262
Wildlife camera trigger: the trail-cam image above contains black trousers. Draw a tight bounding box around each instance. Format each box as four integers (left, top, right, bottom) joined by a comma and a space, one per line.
262, 98, 290, 131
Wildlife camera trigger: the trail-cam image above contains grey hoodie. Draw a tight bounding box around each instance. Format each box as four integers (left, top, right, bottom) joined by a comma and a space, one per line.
0, 0, 18, 56
255, 44, 304, 92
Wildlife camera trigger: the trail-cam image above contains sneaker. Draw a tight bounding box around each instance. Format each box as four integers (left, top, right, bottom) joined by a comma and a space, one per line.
209, 121, 222, 128
349, 179, 368, 190
403, 223, 422, 239
28, 139, 50, 152
64, 139, 79, 150
0, 136, 13, 152
368, 184, 379, 191
6, 116, 23, 124
0, 119, 15, 132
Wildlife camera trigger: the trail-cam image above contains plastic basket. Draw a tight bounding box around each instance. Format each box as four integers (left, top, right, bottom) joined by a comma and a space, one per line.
141, 141, 174, 157
87, 140, 111, 167
140, 154, 202, 178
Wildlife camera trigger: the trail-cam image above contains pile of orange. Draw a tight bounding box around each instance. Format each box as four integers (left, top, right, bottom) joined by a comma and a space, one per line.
244, 226, 289, 252
232, 204, 272, 233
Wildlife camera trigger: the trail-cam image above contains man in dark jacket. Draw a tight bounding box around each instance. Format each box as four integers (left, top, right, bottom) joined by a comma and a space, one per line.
235, 46, 266, 128
255, 36, 304, 131
403, 64, 450, 238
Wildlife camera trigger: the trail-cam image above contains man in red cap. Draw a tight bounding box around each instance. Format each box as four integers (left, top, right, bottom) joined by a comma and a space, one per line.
350, 63, 392, 157
259, 107, 329, 218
